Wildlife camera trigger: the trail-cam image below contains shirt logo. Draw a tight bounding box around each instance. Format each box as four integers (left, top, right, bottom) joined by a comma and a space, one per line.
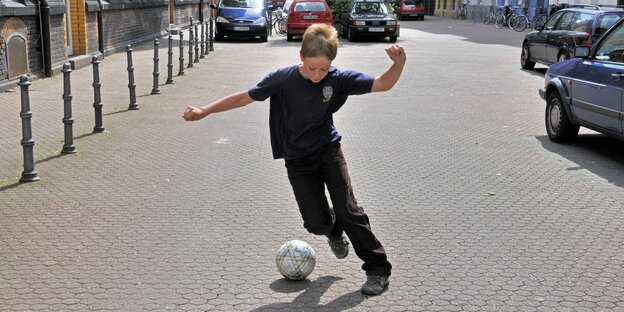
322, 86, 333, 103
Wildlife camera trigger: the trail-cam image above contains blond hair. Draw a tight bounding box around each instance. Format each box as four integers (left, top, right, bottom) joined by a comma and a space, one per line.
300, 24, 339, 61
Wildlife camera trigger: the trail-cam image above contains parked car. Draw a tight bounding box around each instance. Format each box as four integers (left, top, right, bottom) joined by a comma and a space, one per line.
285, 0, 333, 41
540, 17, 624, 143
521, 4, 624, 69
340, 0, 399, 42
210, 0, 273, 42
397, 0, 424, 20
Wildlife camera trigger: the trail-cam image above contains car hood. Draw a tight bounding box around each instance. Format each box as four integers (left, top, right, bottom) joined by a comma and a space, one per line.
546, 58, 583, 78
351, 14, 395, 20
219, 7, 265, 20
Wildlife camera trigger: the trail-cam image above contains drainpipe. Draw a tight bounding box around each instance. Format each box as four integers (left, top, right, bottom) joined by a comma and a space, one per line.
96, 0, 104, 58
37, 0, 53, 77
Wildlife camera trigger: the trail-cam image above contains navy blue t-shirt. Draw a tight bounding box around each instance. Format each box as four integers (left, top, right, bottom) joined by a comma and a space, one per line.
248, 65, 374, 160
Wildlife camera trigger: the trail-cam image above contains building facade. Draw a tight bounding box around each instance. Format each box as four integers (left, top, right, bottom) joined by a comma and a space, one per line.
0, 0, 210, 90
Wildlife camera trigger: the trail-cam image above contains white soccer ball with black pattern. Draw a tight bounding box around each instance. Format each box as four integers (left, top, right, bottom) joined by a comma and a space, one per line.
275, 240, 316, 281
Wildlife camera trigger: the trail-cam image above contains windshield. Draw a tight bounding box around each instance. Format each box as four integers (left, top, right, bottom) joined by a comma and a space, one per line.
352, 2, 389, 14
221, 0, 264, 8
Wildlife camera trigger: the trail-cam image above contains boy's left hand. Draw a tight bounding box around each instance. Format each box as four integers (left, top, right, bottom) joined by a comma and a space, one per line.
385, 44, 406, 65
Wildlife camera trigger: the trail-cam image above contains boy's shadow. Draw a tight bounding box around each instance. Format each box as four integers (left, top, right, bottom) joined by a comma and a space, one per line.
251, 275, 366, 311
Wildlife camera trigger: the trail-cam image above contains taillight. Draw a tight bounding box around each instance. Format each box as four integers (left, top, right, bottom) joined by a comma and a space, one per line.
288, 12, 294, 21
581, 32, 592, 47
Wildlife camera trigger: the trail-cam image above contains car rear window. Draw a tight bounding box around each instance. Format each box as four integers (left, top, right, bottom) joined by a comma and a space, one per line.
595, 13, 624, 37
292, 1, 327, 12
222, 0, 263, 8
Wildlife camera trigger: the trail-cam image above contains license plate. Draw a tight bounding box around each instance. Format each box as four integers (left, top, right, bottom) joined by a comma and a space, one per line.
369, 27, 384, 32
233, 26, 250, 31
302, 15, 318, 20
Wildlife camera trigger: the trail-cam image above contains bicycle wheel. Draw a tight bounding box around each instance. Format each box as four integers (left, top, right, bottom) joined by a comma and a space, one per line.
495, 14, 504, 28
277, 18, 287, 35
514, 15, 528, 32
508, 15, 517, 29
533, 14, 547, 29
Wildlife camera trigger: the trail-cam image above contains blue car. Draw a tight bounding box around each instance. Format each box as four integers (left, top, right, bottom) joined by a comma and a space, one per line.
211, 0, 272, 42
540, 17, 624, 143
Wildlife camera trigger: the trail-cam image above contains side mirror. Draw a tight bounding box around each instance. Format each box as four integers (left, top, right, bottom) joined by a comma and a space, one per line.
534, 24, 544, 31
574, 46, 590, 58
210, 3, 218, 9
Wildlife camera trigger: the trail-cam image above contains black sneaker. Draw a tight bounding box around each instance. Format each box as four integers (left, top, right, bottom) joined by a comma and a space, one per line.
360, 275, 390, 296
328, 234, 349, 259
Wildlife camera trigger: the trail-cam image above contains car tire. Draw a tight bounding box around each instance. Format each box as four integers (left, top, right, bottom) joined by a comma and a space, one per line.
558, 50, 570, 62
215, 34, 224, 42
521, 42, 536, 70
341, 25, 348, 39
546, 92, 579, 142
389, 36, 397, 43
287, 34, 294, 42
348, 28, 355, 42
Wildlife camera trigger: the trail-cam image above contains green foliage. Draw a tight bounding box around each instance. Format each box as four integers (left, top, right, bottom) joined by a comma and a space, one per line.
331, 0, 352, 20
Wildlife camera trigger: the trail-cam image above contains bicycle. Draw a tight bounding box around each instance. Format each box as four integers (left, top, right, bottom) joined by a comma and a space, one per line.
530, 6, 548, 29
454, 3, 467, 20
271, 7, 287, 36
508, 9, 529, 31
483, 7, 496, 24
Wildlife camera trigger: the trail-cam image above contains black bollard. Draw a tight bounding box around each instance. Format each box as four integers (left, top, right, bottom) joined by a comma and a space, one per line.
151, 38, 161, 95
194, 23, 199, 63
126, 45, 139, 110
188, 19, 194, 68
200, 22, 205, 58
91, 56, 105, 133
209, 16, 214, 51
178, 32, 185, 76
61, 63, 77, 154
18, 76, 39, 182
206, 21, 210, 55
166, 34, 174, 84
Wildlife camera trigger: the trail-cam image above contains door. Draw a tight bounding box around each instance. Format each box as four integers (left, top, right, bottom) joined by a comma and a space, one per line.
546, 11, 575, 62
532, 11, 563, 62
568, 24, 624, 134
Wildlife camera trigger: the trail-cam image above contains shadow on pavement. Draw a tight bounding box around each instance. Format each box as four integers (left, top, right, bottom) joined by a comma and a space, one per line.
537, 134, 624, 189
252, 275, 366, 311
521, 67, 547, 78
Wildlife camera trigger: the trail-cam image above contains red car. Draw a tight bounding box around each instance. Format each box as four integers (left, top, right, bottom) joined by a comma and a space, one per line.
286, 0, 333, 41
398, 0, 424, 20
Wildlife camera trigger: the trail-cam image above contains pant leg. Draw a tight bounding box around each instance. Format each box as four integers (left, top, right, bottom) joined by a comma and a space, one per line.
319, 143, 392, 277
285, 154, 341, 237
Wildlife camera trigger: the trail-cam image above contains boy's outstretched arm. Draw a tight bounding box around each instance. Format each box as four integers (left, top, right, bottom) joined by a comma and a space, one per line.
371, 44, 407, 93
182, 91, 254, 121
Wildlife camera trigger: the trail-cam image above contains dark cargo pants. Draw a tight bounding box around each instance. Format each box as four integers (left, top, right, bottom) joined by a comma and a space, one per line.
284, 141, 392, 277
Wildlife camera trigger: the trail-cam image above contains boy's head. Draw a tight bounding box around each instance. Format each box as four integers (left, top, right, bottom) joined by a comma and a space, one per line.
300, 23, 339, 61
299, 24, 339, 83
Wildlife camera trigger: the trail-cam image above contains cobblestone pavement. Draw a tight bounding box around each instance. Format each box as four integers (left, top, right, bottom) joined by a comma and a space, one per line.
2, 17, 624, 311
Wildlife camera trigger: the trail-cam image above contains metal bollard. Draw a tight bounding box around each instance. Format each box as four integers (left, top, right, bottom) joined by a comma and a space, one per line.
200, 22, 205, 58
18, 76, 39, 182
91, 56, 105, 133
194, 23, 199, 63
166, 35, 174, 84
209, 16, 214, 51
178, 32, 185, 76
126, 45, 139, 110
61, 63, 76, 154
206, 21, 210, 55
151, 38, 161, 95
188, 19, 194, 68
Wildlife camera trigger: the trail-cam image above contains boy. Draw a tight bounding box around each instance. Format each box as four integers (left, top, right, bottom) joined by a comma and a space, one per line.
183, 23, 406, 296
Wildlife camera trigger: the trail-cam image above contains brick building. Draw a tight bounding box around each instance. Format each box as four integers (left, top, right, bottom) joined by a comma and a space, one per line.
0, 0, 209, 90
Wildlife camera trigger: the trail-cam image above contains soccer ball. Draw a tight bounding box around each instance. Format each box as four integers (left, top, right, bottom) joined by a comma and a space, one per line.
275, 240, 316, 281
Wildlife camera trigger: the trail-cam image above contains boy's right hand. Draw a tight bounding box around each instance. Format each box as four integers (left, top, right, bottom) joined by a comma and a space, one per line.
182, 106, 205, 121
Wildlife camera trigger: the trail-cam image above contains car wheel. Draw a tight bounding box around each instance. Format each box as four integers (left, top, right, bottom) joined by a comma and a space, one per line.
389, 36, 397, 43
341, 25, 348, 39
558, 51, 570, 62
521, 42, 536, 70
215, 34, 224, 42
545, 92, 579, 142
287, 34, 293, 42
261, 35, 268, 42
